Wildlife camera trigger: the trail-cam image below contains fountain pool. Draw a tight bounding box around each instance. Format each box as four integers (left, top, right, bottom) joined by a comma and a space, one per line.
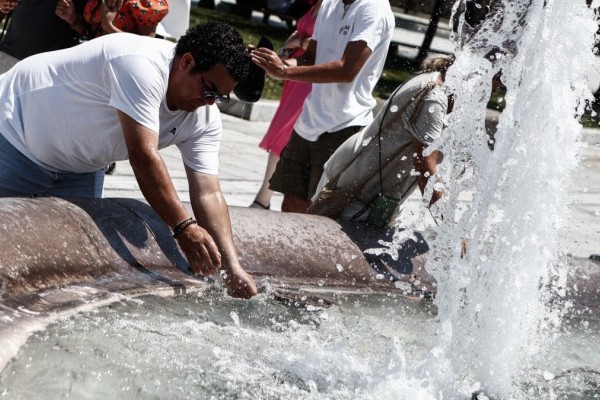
0, 292, 598, 399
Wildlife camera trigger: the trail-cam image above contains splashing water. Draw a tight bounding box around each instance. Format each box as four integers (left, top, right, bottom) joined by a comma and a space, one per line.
368, 0, 598, 397
415, 0, 598, 398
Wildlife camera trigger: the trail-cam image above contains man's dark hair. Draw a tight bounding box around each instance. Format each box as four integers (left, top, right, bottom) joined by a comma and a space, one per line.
176, 22, 249, 82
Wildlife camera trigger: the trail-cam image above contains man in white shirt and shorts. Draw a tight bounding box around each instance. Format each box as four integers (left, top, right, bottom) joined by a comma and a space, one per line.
251, 0, 395, 213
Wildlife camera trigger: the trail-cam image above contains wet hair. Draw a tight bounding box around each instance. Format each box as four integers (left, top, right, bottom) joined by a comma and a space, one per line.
175, 22, 249, 82
419, 55, 456, 73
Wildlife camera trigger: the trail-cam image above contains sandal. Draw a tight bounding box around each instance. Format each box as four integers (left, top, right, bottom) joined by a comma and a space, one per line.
250, 200, 270, 210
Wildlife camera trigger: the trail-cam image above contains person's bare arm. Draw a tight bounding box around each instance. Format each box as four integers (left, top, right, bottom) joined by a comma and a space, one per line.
251, 40, 372, 83
96, 0, 124, 34
110, 1, 161, 38
412, 140, 442, 207
292, 38, 317, 66
185, 166, 258, 299
118, 111, 227, 281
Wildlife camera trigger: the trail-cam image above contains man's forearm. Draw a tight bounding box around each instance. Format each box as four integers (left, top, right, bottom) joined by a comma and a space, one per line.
189, 191, 239, 270
129, 148, 189, 228
184, 167, 257, 298
251, 40, 371, 84
119, 110, 190, 229
280, 60, 357, 83
414, 143, 443, 206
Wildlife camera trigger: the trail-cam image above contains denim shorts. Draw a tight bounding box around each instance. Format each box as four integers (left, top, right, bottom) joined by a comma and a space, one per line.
0, 132, 105, 198
269, 125, 363, 201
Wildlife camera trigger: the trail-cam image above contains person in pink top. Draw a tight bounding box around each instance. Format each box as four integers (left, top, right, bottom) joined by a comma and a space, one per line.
250, 0, 321, 210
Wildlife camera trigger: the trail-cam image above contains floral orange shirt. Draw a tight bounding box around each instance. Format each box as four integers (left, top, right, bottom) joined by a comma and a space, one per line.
83, 0, 169, 38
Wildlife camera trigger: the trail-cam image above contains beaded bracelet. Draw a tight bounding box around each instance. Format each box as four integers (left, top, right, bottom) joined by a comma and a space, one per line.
172, 217, 197, 238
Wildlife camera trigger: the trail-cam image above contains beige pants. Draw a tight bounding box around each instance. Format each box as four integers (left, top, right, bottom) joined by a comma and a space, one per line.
0, 51, 19, 74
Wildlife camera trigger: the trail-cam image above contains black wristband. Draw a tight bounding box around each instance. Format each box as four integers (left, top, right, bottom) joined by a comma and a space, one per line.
172, 217, 197, 238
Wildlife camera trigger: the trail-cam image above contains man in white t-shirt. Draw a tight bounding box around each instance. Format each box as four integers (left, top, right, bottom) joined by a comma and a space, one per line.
0, 22, 258, 299
251, 0, 394, 213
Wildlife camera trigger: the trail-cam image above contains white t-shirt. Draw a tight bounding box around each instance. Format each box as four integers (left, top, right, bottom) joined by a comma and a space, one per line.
0, 33, 221, 174
293, 0, 395, 141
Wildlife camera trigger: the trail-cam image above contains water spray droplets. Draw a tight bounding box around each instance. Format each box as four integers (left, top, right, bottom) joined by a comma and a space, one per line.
229, 311, 240, 326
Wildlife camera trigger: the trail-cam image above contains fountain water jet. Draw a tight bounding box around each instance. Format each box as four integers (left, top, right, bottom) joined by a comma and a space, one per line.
409, 0, 598, 397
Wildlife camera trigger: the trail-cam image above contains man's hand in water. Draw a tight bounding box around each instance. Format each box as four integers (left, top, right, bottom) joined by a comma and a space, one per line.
184, 167, 258, 299
176, 223, 258, 299
221, 265, 258, 299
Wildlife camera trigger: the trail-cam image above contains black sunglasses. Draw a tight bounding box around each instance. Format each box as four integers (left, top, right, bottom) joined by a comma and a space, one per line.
202, 89, 230, 104
201, 75, 230, 104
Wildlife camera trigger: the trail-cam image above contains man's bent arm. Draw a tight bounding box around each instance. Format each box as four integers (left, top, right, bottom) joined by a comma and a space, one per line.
118, 111, 242, 293
185, 166, 257, 299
